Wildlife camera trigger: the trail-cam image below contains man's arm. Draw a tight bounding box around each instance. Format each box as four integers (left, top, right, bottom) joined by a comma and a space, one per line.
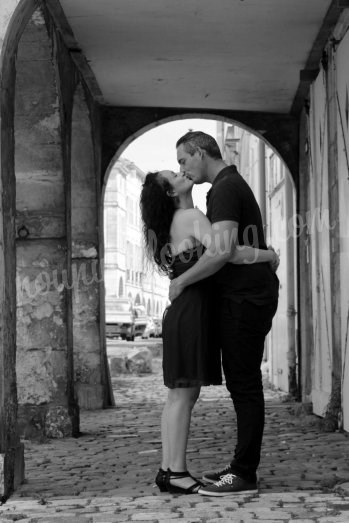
231, 244, 279, 269
169, 219, 238, 302
180, 208, 277, 267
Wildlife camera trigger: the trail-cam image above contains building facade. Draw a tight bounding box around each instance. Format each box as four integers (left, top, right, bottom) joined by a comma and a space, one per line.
104, 158, 169, 318
217, 122, 298, 395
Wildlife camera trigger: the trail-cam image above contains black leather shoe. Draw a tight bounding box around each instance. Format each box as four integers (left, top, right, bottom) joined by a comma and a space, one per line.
166, 468, 203, 495
154, 468, 167, 492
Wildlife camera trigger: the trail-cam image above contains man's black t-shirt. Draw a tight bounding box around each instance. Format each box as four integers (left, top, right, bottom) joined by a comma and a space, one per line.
206, 165, 279, 305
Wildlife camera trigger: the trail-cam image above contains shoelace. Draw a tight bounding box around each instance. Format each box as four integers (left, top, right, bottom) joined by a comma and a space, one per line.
215, 464, 231, 476
215, 473, 237, 486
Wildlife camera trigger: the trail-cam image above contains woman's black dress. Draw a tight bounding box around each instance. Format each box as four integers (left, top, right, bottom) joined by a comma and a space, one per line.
162, 247, 222, 389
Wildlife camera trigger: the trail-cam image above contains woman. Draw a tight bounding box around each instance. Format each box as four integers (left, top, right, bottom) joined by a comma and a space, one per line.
140, 170, 279, 495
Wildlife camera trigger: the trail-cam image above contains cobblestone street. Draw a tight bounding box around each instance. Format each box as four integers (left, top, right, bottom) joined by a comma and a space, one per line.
1, 353, 349, 522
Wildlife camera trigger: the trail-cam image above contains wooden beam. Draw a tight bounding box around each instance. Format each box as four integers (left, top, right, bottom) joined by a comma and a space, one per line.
291, 0, 346, 115
299, 69, 320, 83
336, 0, 349, 8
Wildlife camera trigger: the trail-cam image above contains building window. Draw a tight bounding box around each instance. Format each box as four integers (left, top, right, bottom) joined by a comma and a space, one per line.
118, 277, 124, 297
127, 196, 135, 226
106, 208, 118, 248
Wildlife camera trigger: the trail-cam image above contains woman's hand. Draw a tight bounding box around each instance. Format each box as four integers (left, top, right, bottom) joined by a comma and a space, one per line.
268, 245, 280, 272
169, 277, 185, 302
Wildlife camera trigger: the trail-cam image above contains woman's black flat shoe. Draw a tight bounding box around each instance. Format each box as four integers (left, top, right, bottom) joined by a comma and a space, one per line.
154, 468, 168, 492
166, 468, 203, 495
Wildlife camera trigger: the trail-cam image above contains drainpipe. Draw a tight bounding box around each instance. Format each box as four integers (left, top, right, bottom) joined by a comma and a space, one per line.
258, 140, 269, 366
285, 171, 297, 395
258, 140, 266, 229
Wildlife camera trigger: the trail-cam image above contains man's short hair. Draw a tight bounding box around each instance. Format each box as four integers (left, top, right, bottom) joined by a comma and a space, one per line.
176, 131, 222, 160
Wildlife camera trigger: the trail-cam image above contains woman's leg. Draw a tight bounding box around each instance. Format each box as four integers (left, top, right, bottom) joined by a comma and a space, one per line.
165, 386, 201, 488
161, 400, 169, 470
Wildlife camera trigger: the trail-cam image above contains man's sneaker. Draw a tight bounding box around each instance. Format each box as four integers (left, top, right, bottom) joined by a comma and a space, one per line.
202, 464, 233, 484
198, 473, 258, 497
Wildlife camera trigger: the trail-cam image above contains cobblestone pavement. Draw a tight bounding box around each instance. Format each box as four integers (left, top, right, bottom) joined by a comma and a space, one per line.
1, 354, 349, 522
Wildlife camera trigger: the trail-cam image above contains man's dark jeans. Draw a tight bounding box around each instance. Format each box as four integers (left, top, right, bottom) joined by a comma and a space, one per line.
219, 298, 278, 482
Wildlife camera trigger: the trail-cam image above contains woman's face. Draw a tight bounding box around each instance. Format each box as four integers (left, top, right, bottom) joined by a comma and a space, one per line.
159, 170, 193, 196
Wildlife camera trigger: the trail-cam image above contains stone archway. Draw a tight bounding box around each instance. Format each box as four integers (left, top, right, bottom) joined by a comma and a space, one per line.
101, 113, 298, 396
14, 4, 79, 440
71, 82, 111, 410
101, 107, 299, 188
1, 0, 112, 498
0, 0, 39, 501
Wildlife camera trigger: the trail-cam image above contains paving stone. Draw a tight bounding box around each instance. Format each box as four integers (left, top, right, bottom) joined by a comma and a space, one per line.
178, 508, 221, 518
335, 482, 349, 495
254, 508, 294, 518
317, 516, 349, 522
34, 518, 93, 522
207, 519, 257, 523
93, 516, 129, 522
1, 354, 349, 522
162, 520, 202, 523
131, 513, 179, 520
194, 500, 240, 509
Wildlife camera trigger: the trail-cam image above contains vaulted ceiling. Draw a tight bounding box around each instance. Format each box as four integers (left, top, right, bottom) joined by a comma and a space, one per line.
59, 0, 333, 113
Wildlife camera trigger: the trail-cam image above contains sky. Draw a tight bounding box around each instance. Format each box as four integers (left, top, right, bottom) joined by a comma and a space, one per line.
120, 118, 219, 212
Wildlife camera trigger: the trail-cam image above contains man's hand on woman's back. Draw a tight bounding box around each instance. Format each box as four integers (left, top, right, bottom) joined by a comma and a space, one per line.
268, 245, 280, 272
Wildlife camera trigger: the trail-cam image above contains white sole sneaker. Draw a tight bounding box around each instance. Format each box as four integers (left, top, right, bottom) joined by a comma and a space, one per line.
198, 486, 258, 497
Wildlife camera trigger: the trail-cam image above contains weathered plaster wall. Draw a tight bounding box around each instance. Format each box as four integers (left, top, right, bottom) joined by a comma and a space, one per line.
308, 67, 333, 418
300, 37, 344, 429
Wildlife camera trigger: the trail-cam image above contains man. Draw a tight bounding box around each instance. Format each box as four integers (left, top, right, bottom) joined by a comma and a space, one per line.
169, 131, 279, 496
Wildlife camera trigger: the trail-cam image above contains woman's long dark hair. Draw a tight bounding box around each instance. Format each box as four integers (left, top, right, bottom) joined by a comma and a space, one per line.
140, 171, 176, 274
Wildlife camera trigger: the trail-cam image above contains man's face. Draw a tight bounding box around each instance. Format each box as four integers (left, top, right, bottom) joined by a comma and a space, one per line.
176, 144, 206, 184
159, 170, 193, 195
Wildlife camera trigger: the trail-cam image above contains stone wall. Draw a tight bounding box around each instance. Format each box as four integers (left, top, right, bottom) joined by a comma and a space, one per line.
71, 84, 105, 410
0, 0, 112, 461
0, 0, 30, 501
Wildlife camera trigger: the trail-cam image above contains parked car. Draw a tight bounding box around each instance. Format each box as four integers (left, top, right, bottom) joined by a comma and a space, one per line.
141, 317, 156, 339
105, 298, 135, 341
142, 316, 163, 338
133, 305, 149, 338
153, 317, 163, 337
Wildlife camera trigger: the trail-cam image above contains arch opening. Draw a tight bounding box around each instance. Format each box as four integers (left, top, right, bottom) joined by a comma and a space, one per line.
103, 116, 298, 396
